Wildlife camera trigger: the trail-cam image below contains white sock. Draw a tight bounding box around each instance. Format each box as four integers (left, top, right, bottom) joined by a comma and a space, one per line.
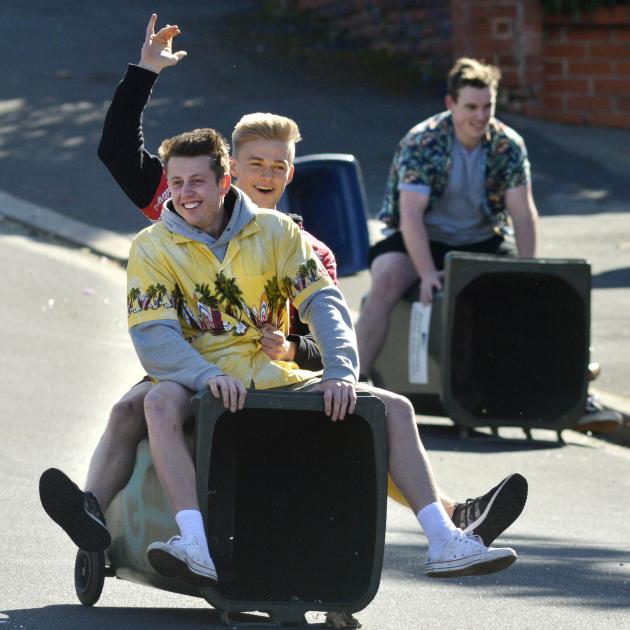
175, 509, 207, 543
417, 502, 458, 553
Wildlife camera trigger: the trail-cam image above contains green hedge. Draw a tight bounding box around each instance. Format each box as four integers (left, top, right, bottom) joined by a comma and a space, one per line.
541, 0, 629, 14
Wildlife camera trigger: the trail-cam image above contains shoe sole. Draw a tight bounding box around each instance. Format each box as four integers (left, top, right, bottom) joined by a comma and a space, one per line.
465, 473, 528, 546
426, 550, 517, 578
147, 547, 218, 587
39, 468, 111, 552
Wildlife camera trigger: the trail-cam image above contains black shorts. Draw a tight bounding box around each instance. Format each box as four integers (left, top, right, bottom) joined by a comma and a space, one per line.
368, 230, 517, 271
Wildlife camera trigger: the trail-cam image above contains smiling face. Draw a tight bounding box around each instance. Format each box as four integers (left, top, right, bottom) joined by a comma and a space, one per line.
230, 138, 295, 209
446, 85, 496, 149
166, 155, 231, 236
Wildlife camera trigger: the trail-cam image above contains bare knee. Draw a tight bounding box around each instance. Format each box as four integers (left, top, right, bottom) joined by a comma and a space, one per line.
385, 393, 416, 427
106, 382, 150, 443
144, 381, 193, 431
366, 255, 417, 310
363, 385, 416, 432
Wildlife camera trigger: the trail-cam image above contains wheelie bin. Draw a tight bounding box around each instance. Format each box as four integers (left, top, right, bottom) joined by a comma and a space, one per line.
76, 390, 388, 627
372, 252, 591, 434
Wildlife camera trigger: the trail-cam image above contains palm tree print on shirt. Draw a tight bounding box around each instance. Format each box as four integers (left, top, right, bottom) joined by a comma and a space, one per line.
214, 271, 246, 321
194, 283, 226, 334
128, 260, 324, 336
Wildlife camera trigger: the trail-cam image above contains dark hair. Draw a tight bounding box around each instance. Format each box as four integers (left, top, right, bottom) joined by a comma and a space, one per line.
158, 128, 230, 183
447, 58, 501, 101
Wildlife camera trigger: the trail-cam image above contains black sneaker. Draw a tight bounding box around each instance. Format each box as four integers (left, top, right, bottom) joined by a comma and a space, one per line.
451, 473, 528, 546
39, 468, 111, 552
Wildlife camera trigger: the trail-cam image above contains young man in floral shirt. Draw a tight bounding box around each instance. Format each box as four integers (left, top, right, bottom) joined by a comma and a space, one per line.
355, 57, 618, 430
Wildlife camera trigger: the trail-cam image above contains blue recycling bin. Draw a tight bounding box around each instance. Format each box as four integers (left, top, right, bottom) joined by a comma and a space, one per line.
279, 153, 371, 277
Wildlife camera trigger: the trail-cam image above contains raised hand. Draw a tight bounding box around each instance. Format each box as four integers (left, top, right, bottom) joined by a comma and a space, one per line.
138, 13, 187, 74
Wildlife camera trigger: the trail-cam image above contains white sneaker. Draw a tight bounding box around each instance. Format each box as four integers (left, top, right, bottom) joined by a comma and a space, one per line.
147, 535, 218, 586
424, 529, 517, 578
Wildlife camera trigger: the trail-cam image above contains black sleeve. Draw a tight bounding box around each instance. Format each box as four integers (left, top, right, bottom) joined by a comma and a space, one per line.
287, 333, 323, 371
97, 64, 164, 209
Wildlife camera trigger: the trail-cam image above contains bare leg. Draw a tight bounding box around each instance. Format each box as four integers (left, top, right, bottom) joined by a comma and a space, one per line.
143, 381, 218, 585
85, 381, 150, 510
143, 380, 198, 513
358, 383, 440, 512
355, 252, 418, 376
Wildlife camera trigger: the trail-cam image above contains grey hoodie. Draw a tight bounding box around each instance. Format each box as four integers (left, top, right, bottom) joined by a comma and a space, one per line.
130, 187, 359, 391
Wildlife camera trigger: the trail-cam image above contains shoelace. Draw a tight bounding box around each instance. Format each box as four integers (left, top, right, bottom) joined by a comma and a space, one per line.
83, 494, 106, 525
166, 534, 203, 550
462, 497, 482, 522
454, 530, 485, 547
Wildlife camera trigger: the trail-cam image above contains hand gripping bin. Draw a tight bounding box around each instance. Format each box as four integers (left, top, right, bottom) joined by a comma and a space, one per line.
372, 253, 591, 432
104, 390, 388, 627
278, 153, 371, 277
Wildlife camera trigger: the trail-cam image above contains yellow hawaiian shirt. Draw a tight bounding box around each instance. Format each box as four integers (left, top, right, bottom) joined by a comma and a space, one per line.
127, 209, 333, 389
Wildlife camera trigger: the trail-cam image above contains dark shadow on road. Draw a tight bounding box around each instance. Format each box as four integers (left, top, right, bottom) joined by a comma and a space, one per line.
418, 422, 573, 453
382, 533, 630, 610
0, 605, 297, 630
592, 267, 630, 289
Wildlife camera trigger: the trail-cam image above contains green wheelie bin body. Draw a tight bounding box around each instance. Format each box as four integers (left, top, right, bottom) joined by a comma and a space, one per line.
372, 252, 591, 432
105, 390, 388, 626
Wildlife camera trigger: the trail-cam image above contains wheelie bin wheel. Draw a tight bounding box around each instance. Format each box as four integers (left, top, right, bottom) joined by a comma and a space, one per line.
74, 549, 105, 606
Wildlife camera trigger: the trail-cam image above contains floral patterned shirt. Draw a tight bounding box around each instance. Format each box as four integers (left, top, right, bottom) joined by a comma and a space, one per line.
379, 111, 531, 229
127, 208, 333, 389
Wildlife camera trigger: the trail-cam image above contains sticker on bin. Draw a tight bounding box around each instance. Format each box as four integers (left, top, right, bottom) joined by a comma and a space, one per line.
409, 302, 431, 384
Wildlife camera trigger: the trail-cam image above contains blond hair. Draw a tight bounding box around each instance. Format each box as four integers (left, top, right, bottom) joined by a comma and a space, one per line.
447, 58, 501, 101
232, 113, 302, 163
158, 127, 230, 182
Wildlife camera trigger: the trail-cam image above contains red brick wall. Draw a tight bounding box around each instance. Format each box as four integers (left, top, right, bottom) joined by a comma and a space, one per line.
286, 0, 453, 76
285, 0, 630, 128
451, 0, 545, 116
542, 5, 630, 128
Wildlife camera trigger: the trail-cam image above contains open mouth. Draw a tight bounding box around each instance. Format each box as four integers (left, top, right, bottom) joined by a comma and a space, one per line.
183, 201, 202, 210
253, 185, 274, 194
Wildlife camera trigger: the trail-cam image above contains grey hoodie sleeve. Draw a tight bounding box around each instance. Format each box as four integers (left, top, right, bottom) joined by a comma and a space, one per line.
130, 320, 224, 391
297, 286, 359, 383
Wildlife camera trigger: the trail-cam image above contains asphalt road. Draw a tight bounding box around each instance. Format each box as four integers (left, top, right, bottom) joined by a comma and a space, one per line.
1, 218, 629, 629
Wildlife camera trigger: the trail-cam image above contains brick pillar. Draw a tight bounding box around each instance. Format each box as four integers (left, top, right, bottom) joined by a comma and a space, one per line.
450, 0, 544, 115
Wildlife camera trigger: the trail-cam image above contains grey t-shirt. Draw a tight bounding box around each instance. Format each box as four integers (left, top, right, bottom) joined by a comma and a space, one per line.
400, 138, 495, 247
